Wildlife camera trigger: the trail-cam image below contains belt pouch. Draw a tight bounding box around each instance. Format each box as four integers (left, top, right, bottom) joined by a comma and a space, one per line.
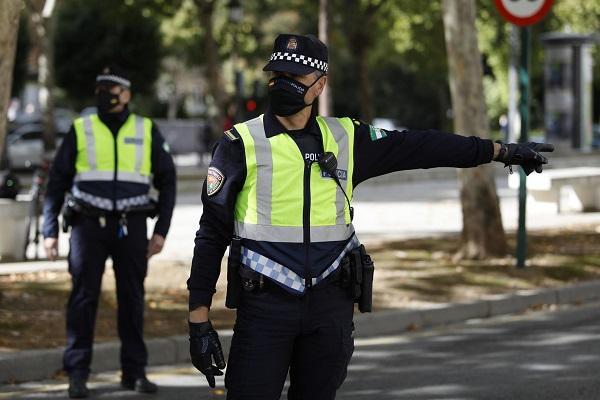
358, 245, 374, 313
225, 237, 242, 309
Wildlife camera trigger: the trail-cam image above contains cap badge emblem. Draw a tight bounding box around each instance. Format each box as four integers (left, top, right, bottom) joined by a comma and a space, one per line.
286, 38, 298, 50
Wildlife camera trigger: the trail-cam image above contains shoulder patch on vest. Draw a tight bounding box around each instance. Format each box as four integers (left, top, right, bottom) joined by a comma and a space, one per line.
207, 167, 226, 196
224, 129, 240, 142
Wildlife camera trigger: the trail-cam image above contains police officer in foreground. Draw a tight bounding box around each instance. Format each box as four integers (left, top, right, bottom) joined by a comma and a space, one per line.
42, 65, 176, 398
187, 34, 552, 399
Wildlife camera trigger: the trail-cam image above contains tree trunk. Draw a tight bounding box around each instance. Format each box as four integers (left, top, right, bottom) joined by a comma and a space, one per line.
0, 0, 22, 164
318, 0, 332, 116
194, 0, 226, 139
356, 40, 374, 123
341, 0, 381, 123
26, 0, 57, 155
441, 0, 507, 259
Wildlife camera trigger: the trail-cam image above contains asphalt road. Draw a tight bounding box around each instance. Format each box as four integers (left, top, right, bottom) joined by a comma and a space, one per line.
3, 302, 600, 400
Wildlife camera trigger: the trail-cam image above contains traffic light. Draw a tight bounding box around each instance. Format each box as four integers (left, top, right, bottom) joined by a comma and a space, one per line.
245, 98, 257, 113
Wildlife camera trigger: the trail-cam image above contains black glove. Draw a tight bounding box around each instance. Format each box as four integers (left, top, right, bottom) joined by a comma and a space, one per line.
189, 320, 226, 388
494, 141, 554, 175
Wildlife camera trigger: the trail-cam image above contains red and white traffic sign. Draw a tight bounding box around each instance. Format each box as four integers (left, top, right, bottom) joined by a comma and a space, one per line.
494, 0, 553, 26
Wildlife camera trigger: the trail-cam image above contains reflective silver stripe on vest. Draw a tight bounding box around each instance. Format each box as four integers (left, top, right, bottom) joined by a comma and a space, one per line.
322, 117, 350, 224
134, 116, 145, 173
75, 171, 150, 184
246, 117, 273, 225
240, 235, 360, 293
83, 116, 97, 170
235, 221, 355, 243
117, 171, 150, 184
75, 171, 114, 182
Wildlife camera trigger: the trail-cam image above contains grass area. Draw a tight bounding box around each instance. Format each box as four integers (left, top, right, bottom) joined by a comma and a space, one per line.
1, 226, 599, 350
369, 227, 600, 309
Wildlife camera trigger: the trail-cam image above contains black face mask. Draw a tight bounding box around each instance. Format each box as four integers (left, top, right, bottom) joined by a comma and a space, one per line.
96, 88, 121, 114
267, 75, 321, 117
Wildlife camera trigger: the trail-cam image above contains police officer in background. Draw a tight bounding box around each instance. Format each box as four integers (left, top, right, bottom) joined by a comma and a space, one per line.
42, 65, 176, 398
187, 34, 552, 399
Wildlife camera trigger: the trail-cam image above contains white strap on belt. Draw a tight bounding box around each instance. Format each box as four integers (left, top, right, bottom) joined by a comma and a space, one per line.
240, 235, 360, 294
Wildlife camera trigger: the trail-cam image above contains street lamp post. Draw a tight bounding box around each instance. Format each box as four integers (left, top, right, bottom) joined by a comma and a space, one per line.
228, 0, 243, 122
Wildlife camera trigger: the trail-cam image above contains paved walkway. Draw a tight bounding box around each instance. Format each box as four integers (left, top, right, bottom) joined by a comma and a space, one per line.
4, 174, 600, 274
3, 302, 600, 399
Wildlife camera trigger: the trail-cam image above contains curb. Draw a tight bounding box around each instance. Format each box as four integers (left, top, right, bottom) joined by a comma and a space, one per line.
2, 281, 600, 383
354, 281, 600, 337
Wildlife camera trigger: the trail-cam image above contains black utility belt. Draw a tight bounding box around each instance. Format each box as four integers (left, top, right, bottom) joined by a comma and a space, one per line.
224, 237, 375, 313
61, 195, 158, 233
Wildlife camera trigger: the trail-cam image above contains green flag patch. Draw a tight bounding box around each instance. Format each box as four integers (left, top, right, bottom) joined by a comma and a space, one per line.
369, 125, 388, 141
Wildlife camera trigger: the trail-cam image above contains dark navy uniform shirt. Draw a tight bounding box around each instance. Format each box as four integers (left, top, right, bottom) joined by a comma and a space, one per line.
187, 108, 494, 310
42, 107, 177, 239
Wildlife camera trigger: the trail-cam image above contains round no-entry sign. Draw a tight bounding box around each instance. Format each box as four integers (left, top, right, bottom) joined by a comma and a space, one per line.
494, 0, 553, 26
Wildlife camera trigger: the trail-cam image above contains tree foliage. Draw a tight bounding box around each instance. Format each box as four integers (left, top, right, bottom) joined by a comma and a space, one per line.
40, 0, 600, 124
53, 0, 163, 108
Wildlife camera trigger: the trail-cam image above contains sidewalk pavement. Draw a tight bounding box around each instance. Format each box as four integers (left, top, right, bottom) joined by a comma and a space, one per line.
9, 173, 600, 270
2, 280, 600, 383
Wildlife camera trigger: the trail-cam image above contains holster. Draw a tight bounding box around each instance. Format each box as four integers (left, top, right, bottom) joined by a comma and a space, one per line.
225, 236, 242, 309
61, 194, 84, 233
340, 244, 375, 313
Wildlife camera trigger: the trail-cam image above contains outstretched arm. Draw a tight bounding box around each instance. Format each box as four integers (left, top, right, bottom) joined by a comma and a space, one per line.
351, 120, 553, 186
352, 121, 495, 187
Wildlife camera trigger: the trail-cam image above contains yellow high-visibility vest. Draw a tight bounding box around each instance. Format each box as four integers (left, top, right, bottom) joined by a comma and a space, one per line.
72, 113, 152, 211
234, 115, 355, 244
73, 113, 152, 184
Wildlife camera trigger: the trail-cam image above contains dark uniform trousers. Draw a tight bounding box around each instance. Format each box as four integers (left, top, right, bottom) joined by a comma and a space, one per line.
64, 213, 148, 379
225, 278, 355, 400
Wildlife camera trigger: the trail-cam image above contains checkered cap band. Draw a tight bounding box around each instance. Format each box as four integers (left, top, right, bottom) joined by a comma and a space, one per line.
240, 234, 360, 294
269, 52, 328, 73
96, 74, 131, 88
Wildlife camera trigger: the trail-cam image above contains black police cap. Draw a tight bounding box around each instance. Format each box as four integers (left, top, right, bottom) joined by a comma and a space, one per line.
96, 64, 131, 88
263, 34, 328, 76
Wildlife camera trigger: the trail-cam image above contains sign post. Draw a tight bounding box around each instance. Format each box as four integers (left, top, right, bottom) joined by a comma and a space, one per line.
494, 0, 553, 268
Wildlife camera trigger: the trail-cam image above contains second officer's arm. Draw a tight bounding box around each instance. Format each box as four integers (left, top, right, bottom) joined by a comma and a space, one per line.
187, 132, 246, 321
42, 126, 77, 260
147, 122, 177, 258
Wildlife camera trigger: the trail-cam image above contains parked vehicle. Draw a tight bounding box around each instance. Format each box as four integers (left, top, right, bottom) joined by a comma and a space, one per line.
7, 124, 66, 170
593, 124, 600, 150
6, 108, 74, 170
